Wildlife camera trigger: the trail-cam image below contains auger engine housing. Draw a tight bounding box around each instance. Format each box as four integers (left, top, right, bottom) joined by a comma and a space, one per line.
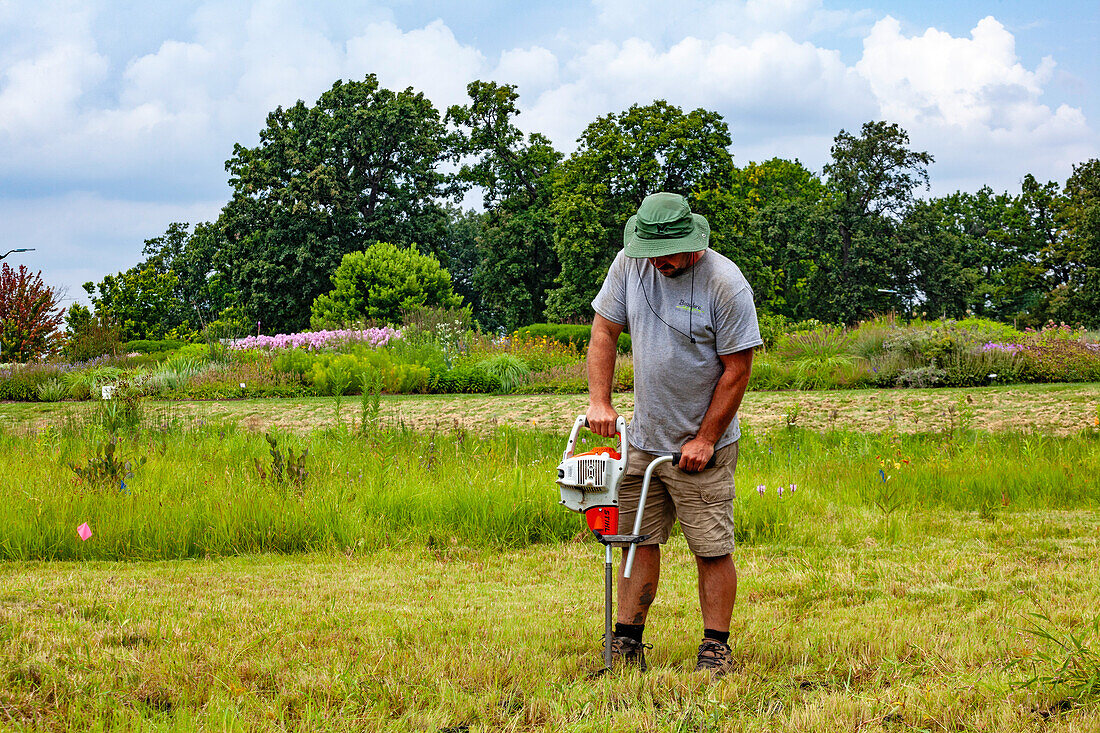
556, 415, 628, 535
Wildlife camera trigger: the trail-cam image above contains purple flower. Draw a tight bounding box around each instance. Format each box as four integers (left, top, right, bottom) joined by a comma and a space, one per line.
777, 485, 784, 497
756, 484, 765, 496
230, 326, 403, 351
789, 483, 797, 494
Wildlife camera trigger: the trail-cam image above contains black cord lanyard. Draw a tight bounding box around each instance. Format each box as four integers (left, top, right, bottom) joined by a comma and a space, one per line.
637, 258, 697, 344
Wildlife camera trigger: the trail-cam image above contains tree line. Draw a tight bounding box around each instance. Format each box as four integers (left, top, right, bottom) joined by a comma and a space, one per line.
76, 75, 1100, 341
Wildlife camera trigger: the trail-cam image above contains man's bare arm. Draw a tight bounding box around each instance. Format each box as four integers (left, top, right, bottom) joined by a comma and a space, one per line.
586, 314, 625, 438
678, 348, 754, 471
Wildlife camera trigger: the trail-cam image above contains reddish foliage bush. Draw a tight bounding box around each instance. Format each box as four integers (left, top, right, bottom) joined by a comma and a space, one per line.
1018, 340, 1100, 383
0, 264, 66, 362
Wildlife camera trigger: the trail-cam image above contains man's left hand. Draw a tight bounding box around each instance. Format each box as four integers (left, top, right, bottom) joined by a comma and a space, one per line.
677, 437, 715, 472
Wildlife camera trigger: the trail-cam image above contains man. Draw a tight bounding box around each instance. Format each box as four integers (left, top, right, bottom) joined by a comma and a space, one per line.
586, 192, 761, 676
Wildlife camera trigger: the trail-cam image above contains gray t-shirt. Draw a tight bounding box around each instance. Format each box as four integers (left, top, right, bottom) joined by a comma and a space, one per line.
591, 249, 763, 454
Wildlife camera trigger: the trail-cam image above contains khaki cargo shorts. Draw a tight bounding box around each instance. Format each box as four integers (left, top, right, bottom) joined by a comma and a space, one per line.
615, 442, 738, 558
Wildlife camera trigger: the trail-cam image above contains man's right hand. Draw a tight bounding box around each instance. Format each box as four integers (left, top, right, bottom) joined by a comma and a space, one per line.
585, 403, 620, 438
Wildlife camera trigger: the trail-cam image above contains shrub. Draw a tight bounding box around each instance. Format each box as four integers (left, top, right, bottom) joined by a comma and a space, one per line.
513, 324, 631, 354
0, 264, 66, 361
273, 347, 432, 396
614, 357, 634, 392
272, 348, 315, 380
64, 308, 122, 362
477, 354, 530, 394
758, 313, 824, 350
311, 244, 462, 328
381, 363, 431, 393
120, 339, 187, 355
882, 328, 960, 362
942, 317, 1027, 346
36, 378, 66, 402
896, 364, 947, 388
0, 363, 61, 401
1018, 341, 1100, 383
309, 354, 362, 396
386, 339, 448, 376
430, 365, 501, 394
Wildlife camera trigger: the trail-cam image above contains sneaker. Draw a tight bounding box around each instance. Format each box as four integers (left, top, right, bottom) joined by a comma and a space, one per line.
608, 635, 650, 672
695, 639, 734, 677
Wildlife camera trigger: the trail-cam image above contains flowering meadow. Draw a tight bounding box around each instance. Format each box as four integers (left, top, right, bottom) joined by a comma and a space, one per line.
1, 315, 1099, 403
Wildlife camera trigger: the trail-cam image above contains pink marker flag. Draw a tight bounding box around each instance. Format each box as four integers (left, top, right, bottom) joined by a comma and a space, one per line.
77, 523, 92, 541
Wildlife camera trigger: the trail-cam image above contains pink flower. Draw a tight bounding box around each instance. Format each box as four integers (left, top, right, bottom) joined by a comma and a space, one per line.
756, 484, 765, 496
777, 485, 784, 497
789, 483, 797, 494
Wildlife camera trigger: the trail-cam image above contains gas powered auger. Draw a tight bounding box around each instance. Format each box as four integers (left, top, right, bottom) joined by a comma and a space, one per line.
557, 414, 710, 672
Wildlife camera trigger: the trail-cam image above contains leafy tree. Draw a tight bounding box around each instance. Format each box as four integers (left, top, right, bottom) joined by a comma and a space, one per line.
217, 75, 457, 333
142, 221, 231, 332
696, 158, 826, 319
448, 81, 562, 330
64, 302, 92, 337
438, 206, 486, 322
0, 264, 65, 362
83, 266, 181, 342
815, 121, 933, 323
1058, 158, 1100, 326
904, 184, 1051, 323
84, 222, 231, 341
310, 243, 462, 328
63, 304, 122, 361
546, 100, 734, 321
899, 198, 979, 319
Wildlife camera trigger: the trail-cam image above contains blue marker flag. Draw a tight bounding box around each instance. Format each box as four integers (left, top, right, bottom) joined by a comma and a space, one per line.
879, 469, 886, 483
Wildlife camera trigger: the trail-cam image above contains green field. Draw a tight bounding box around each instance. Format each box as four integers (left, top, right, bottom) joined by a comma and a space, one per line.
2, 389, 1100, 731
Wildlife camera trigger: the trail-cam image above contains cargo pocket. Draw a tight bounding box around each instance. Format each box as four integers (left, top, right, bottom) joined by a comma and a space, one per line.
699, 466, 735, 503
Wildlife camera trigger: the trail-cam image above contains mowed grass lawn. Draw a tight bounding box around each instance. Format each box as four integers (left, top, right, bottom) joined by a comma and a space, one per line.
3, 516, 1098, 732
2, 385, 1100, 731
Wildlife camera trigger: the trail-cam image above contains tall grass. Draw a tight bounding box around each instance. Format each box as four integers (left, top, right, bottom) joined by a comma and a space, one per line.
2, 420, 1098, 561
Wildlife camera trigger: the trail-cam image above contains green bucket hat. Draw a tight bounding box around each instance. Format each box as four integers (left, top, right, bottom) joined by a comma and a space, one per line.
622, 192, 710, 258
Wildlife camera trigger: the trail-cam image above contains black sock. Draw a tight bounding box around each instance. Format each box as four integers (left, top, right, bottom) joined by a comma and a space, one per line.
614, 622, 644, 642
703, 628, 730, 646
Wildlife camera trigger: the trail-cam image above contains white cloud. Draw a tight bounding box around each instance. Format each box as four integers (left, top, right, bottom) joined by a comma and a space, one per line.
522, 31, 875, 155
857, 16, 1054, 128
0, 193, 225, 307
0, 40, 108, 139
344, 20, 486, 110
491, 46, 559, 96
0, 4, 488, 194
854, 15, 1095, 194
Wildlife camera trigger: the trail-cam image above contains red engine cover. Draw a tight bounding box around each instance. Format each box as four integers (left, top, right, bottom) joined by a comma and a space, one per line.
584, 506, 619, 535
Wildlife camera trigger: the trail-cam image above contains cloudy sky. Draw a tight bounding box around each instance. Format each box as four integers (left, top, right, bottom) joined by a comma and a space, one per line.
1, 0, 1097, 309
